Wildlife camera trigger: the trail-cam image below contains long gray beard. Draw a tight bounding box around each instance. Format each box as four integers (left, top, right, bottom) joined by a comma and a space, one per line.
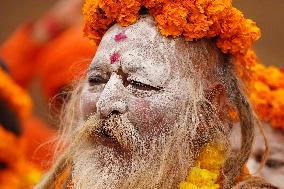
72, 144, 130, 188
69, 115, 198, 189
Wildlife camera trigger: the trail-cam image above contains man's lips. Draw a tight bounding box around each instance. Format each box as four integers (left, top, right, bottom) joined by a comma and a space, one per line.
94, 126, 120, 148
100, 125, 113, 138
95, 114, 120, 140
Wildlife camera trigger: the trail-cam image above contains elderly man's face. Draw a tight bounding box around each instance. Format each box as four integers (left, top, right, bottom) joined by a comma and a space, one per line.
80, 18, 190, 149
75, 16, 224, 189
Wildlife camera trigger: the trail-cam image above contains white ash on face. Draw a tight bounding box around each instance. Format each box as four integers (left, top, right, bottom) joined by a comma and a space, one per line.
64, 16, 235, 189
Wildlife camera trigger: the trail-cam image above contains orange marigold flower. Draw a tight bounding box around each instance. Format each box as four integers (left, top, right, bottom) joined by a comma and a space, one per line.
195, 0, 230, 15
184, 13, 213, 40
155, 2, 188, 37
144, 0, 165, 9
118, 0, 141, 26
250, 64, 284, 130
99, 0, 121, 19
83, 0, 116, 44
205, 0, 231, 15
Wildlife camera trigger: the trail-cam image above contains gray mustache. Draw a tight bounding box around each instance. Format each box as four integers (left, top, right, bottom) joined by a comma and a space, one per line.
74, 114, 142, 151
99, 114, 122, 139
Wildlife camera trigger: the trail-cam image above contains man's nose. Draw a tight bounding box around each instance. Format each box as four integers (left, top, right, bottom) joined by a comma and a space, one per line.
96, 73, 127, 118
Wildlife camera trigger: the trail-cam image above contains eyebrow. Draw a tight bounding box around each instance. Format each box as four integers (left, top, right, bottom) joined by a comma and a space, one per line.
87, 65, 102, 73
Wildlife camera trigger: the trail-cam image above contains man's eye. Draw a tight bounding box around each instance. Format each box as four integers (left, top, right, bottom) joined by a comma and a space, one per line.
88, 75, 106, 86
265, 159, 284, 169
129, 80, 161, 91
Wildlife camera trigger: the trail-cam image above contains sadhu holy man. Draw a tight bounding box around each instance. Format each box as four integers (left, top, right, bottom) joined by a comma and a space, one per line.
35, 0, 278, 188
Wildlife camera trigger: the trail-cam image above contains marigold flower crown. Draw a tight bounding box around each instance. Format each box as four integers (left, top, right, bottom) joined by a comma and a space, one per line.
82, 0, 261, 69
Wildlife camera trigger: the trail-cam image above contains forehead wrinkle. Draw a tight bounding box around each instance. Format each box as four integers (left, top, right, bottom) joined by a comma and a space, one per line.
122, 34, 176, 85
119, 48, 171, 87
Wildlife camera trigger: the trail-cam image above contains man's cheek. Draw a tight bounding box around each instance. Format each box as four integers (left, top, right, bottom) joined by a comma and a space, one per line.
129, 98, 156, 123
128, 98, 177, 134
80, 92, 100, 120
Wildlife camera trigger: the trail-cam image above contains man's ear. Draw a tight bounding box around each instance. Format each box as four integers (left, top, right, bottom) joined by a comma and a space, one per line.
205, 83, 227, 110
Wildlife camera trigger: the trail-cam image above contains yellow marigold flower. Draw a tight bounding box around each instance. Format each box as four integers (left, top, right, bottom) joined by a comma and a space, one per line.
187, 167, 219, 185
179, 167, 220, 189
197, 143, 225, 172
179, 143, 224, 189
179, 182, 199, 189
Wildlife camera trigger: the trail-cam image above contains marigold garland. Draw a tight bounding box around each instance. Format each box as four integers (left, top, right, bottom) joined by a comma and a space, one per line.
250, 63, 284, 130
0, 68, 32, 120
179, 143, 225, 189
83, 0, 261, 70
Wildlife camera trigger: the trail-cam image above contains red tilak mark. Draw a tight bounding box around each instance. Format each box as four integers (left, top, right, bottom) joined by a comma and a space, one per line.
110, 52, 120, 64
114, 32, 127, 42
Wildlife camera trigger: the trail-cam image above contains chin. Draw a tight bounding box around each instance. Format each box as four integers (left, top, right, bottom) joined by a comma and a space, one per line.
72, 144, 130, 189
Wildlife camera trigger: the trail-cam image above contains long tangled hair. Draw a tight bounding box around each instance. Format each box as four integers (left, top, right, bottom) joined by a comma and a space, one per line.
35, 39, 267, 189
